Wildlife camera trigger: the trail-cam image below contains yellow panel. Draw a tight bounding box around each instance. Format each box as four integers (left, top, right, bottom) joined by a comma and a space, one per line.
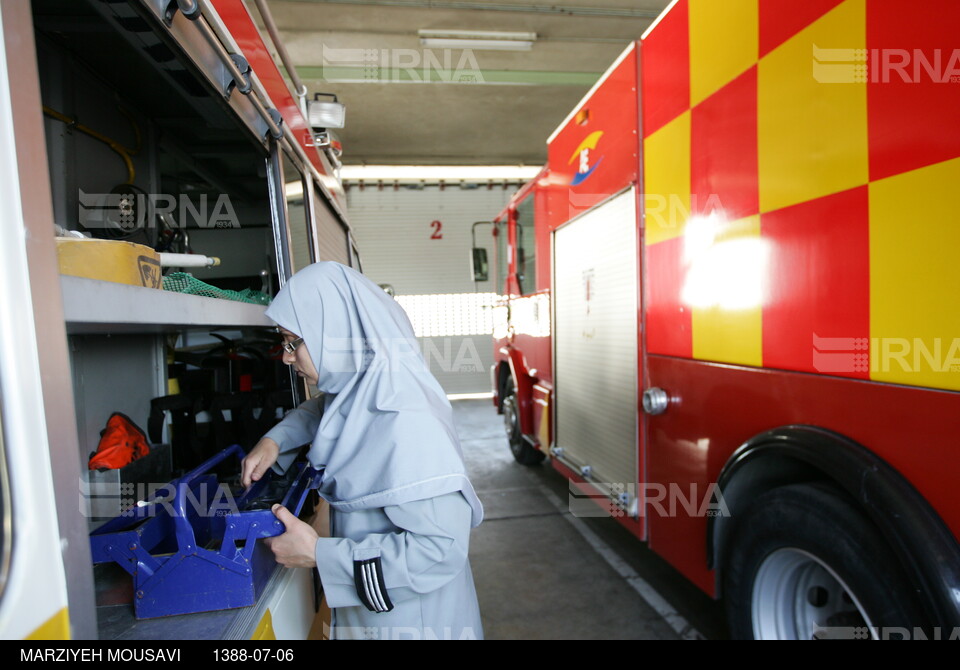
758, 0, 868, 213
56, 238, 162, 288
251, 609, 277, 640
689, 0, 759, 106
643, 110, 690, 246
26, 607, 70, 640
537, 398, 550, 449
869, 157, 960, 392
689, 215, 763, 367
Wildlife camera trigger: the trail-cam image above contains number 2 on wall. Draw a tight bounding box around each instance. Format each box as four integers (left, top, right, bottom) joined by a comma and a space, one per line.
430, 220, 443, 240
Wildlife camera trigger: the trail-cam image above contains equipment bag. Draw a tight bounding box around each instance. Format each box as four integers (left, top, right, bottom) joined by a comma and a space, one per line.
88, 412, 151, 470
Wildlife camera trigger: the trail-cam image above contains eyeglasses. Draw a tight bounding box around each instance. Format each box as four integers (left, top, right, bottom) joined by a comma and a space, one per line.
281, 337, 304, 354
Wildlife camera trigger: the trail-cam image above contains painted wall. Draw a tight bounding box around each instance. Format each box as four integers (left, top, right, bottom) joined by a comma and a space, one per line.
347, 183, 517, 394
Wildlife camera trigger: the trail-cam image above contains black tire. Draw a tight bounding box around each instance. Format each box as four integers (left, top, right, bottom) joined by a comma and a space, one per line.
723, 482, 927, 639
502, 387, 544, 466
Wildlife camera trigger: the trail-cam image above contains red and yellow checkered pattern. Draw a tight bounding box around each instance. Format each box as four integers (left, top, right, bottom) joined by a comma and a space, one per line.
642, 0, 960, 392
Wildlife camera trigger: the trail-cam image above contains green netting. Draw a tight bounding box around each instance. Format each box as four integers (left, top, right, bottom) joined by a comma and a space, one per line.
162, 272, 271, 305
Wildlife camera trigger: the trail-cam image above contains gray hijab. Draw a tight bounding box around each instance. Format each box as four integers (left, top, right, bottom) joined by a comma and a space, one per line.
265, 262, 483, 526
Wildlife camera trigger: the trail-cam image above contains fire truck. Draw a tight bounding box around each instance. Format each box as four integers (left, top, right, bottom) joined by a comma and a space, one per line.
0, 0, 355, 639
485, 0, 960, 639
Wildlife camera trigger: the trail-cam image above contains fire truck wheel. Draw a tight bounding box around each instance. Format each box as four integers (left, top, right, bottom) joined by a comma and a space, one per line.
502, 389, 544, 466
723, 482, 925, 640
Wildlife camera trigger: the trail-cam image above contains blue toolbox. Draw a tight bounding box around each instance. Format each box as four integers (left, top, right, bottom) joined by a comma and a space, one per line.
89, 444, 322, 619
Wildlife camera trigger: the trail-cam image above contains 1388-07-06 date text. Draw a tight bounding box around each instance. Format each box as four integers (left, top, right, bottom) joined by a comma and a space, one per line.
213, 649, 295, 661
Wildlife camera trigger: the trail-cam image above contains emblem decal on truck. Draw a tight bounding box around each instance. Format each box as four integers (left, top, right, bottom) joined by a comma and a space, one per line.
568, 131, 605, 186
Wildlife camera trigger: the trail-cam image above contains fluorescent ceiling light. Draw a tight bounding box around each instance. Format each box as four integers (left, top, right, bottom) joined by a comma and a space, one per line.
420, 38, 533, 51
418, 29, 536, 52
418, 30, 537, 41
340, 165, 542, 181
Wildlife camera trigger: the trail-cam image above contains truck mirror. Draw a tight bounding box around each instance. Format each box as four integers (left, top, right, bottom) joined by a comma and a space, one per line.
471, 248, 489, 282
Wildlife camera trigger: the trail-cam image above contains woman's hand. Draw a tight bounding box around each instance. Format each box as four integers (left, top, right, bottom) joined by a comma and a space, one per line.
241, 437, 280, 489
264, 504, 319, 568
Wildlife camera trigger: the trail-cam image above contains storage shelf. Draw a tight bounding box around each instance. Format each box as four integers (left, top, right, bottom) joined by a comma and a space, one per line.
61, 275, 273, 334
94, 561, 297, 640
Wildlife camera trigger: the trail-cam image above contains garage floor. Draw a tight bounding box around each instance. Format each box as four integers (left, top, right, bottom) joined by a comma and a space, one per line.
451, 398, 728, 640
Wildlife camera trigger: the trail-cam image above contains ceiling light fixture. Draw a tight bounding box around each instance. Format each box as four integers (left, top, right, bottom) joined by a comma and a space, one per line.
418, 29, 537, 52
340, 165, 542, 182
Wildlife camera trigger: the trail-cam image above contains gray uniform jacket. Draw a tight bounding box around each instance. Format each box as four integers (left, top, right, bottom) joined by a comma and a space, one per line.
266, 397, 484, 641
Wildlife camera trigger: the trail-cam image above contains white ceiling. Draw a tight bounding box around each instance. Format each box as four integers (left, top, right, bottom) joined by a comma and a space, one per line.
256, 0, 671, 165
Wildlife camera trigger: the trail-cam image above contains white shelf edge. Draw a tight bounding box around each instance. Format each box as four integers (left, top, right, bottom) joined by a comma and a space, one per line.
60, 275, 273, 334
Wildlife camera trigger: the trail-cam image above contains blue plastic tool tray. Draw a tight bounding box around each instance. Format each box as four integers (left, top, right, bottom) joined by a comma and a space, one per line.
89, 444, 322, 619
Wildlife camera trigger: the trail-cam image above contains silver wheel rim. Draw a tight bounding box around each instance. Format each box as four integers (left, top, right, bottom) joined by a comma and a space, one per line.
502, 394, 520, 451
751, 548, 877, 639
503, 394, 515, 431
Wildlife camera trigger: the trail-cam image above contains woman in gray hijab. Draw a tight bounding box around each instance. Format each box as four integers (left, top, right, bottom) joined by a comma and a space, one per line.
241, 261, 484, 640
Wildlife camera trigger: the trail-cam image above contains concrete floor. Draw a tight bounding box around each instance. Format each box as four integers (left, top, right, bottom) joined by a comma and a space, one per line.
451, 398, 728, 640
